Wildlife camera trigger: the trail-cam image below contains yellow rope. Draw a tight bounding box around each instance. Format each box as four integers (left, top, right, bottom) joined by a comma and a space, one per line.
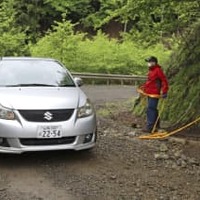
136, 87, 200, 139
137, 88, 161, 99
139, 116, 200, 139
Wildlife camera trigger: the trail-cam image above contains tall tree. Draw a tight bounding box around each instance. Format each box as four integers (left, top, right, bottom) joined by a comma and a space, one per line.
0, 0, 27, 56
83, 0, 200, 43
13, 0, 60, 42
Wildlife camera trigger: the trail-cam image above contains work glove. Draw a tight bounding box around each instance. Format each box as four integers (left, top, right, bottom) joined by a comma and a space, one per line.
162, 93, 167, 99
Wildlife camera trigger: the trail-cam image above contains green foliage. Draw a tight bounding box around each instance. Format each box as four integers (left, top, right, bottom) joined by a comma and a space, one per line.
1, 0, 199, 53
30, 20, 171, 74
0, 0, 28, 56
30, 19, 84, 67
13, 0, 60, 42
83, 0, 200, 44
9, 0, 199, 45
44, 0, 99, 24
163, 20, 200, 124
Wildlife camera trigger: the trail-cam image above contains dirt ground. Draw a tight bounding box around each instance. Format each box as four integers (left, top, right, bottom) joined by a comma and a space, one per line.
0, 85, 200, 200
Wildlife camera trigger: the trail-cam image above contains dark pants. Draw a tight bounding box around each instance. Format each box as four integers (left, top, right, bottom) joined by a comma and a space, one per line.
147, 97, 159, 132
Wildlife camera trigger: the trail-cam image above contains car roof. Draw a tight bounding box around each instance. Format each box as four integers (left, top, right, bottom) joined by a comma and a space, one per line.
1, 57, 57, 62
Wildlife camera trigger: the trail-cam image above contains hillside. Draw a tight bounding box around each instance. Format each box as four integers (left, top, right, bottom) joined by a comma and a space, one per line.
164, 20, 200, 125
134, 20, 200, 129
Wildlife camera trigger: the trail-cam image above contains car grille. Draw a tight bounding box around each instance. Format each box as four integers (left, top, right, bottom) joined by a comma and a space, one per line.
20, 137, 76, 146
18, 109, 74, 122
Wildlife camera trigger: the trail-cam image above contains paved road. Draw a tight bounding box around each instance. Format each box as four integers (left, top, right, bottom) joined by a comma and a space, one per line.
82, 85, 138, 104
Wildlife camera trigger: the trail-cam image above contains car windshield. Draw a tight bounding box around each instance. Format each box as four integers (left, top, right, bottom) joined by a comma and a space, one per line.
0, 59, 75, 87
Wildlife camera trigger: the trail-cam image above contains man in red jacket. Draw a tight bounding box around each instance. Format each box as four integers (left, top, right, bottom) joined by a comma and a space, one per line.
140, 56, 169, 133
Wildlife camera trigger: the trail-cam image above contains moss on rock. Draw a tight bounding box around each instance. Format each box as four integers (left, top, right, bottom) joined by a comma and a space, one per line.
164, 20, 200, 124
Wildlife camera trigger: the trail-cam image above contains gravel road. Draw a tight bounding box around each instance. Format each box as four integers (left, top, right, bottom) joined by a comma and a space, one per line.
0, 85, 200, 200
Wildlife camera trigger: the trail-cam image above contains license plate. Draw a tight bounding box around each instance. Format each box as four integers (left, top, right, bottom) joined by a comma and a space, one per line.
37, 126, 62, 138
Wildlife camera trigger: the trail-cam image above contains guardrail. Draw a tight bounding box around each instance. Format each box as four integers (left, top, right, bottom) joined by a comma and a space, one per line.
71, 72, 146, 85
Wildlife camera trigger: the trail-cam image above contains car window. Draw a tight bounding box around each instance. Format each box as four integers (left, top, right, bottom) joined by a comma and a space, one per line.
0, 60, 75, 87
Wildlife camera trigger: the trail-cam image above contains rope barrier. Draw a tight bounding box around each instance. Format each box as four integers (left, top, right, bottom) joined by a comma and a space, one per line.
136, 87, 200, 139
139, 116, 200, 139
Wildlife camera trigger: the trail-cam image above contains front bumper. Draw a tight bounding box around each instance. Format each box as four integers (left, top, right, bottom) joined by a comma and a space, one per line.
0, 110, 97, 154
0, 135, 96, 154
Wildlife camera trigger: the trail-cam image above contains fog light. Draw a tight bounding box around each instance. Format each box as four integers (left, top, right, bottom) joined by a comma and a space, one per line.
0, 138, 10, 147
84, 134, 93, 143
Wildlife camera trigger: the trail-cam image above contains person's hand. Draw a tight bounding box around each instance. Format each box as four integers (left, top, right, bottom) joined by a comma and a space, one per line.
162, 93, 167, 99
139, 84, 145, 89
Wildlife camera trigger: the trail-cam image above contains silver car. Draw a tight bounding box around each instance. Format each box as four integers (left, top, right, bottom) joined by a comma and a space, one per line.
0, 57, 97, 154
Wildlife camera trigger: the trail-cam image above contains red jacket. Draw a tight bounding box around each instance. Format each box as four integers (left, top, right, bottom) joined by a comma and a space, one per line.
142, 65, 169, 95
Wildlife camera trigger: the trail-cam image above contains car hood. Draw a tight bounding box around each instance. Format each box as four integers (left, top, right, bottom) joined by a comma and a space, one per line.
0, 87, 86, 110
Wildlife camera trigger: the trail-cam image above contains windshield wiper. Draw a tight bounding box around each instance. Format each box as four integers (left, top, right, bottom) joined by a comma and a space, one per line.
5, 84, 57, 87
60, 84, 75, 87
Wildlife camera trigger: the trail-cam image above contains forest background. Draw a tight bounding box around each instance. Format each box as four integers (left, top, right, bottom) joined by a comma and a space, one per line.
0, 0, 199, 74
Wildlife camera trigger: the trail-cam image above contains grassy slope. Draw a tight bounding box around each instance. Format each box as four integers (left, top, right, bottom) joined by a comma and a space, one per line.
163, 20, 200, 124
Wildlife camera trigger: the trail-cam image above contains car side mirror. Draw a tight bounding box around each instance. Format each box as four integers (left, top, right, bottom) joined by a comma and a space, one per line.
74, 77, 83, 87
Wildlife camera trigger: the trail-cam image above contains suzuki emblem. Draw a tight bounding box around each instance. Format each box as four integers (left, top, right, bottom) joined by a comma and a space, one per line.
44, 111, 53, 121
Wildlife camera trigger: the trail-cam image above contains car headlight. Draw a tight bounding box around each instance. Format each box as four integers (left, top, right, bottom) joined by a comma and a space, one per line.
0, 105, 15, 120
77, 99, 94, 118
